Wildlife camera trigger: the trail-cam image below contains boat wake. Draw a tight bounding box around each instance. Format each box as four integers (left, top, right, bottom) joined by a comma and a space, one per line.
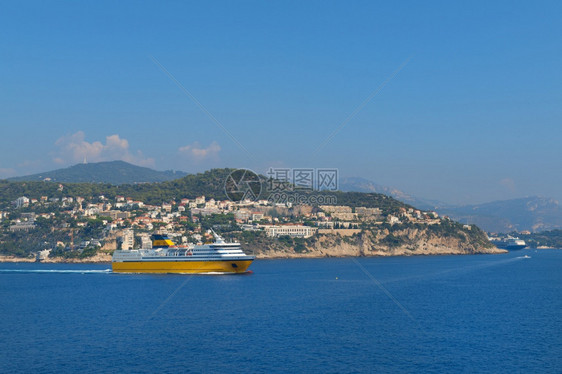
0, 269, 112, 274
197, 271, 253, 276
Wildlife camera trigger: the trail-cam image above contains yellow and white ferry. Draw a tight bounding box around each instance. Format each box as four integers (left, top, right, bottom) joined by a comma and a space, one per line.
112, 231, 254, 274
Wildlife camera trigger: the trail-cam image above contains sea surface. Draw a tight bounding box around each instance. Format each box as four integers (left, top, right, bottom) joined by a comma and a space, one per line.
1, 249, 561, 373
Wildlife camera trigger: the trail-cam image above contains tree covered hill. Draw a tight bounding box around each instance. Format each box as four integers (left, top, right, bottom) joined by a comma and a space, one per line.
0, 169, 230, 206
7, 161, 187, 184
0, 168, 410, 212
518, 229, 562, 248
0, 168, 498, 258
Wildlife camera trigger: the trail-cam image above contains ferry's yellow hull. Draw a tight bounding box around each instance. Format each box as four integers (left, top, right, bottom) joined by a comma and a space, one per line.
112, 259, 253, 274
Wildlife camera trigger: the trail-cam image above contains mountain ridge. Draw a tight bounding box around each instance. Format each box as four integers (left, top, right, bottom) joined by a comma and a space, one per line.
339, 176, 562, 232
339, 176, 445, 209
6, 161, 188, 185
438, 196, 562, 233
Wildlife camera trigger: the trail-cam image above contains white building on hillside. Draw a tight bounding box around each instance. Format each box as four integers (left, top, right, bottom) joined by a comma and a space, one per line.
264, 225, 317, 238
119, 229, 135, 250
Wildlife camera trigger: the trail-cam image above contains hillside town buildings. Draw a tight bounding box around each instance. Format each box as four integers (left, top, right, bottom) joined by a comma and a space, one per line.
3, 192, 445, 254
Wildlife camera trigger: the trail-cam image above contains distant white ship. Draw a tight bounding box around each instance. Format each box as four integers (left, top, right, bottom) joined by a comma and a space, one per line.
489, 236, 527, 250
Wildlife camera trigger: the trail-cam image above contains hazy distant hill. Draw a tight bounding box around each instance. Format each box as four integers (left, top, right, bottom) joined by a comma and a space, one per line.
438, 197, 562, 233
7, 161, 188, 185
340, 177, 562, 233
339, 177, 443, 210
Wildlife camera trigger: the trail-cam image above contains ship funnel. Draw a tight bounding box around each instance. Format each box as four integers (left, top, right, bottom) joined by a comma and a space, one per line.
151, 234, 175, 248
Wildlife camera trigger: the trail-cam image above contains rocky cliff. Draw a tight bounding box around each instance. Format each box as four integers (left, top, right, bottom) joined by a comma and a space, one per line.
0, 224, 504, 263
252, 225, 505, 259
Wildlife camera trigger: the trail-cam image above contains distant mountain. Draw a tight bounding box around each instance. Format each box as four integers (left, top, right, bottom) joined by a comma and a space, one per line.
7, 161, 188, 185
339, 177, 399, 195
339, 177, 444, 210
340, 177, 562, 233
437, 197, 562, 233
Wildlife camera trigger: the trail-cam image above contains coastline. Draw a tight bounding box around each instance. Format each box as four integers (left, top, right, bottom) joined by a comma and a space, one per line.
255, 247, 507, 259
0, 253, 113, 264
0, 248, 509, 264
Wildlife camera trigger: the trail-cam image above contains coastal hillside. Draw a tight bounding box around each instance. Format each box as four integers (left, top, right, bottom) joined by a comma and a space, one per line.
0, 169, 413, 209
238, 221, 500, 259
7, 161, 187, 185
0, 168, 499, 260
517, 229, 562, 248
0, 168, 234, 207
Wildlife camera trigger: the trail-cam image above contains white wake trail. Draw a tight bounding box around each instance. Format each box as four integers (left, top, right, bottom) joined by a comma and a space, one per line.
0, 269, 112, 274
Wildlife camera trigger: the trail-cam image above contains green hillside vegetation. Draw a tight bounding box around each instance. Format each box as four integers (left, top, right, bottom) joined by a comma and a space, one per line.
0, 216, 106, 258
517, 229, 562, 248
0, 169, 410, 211
0, 169, 236, 207
0, 168, 497, 258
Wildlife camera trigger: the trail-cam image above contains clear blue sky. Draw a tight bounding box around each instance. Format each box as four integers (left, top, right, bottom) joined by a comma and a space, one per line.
1, 1, 561, 204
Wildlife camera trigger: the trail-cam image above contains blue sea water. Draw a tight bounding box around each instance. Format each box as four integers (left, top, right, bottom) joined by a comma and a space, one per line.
1, 250, 561, 373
